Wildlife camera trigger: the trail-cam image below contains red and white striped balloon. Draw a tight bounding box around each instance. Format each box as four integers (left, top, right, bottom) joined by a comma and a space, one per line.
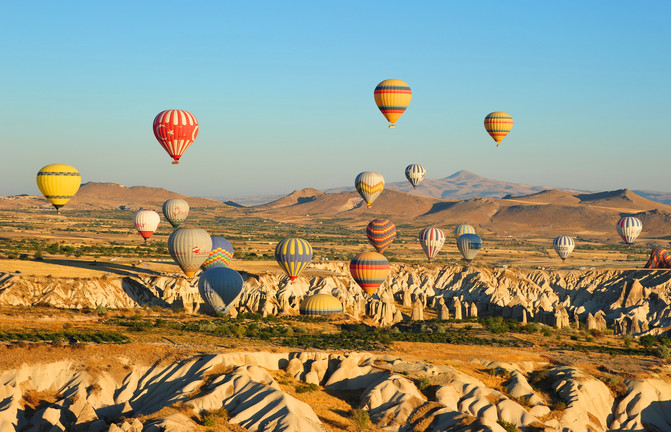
153, 109, 199, 165
419, 227, 445, 261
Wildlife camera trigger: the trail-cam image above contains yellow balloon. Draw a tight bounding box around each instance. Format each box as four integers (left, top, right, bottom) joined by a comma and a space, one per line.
374, 79, 412, 128
36, 164, 81, 214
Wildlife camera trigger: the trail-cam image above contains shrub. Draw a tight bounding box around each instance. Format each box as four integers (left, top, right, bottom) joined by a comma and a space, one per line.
350, 408, 370, 430
96, 305, 108, 316
497, 420, 519, 432
201, 413, 216, 426
417, 377, 431, 390
295, 383, 319, 393
655, 345, 670, 359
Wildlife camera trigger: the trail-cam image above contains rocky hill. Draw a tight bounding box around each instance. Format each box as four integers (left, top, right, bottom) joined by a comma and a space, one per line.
2, 264, 670, 336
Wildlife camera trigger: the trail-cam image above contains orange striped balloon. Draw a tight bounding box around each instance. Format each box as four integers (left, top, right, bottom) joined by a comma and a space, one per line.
374, 79, 412, 128
153, 109, 199, 164
484, 112, 513, 147
349, 252, 390, 296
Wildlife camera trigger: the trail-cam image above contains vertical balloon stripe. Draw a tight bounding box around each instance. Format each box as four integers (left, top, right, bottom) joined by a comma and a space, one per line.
275, 238, 313, 280
553, 235, 575, 260
457, 234, 482, 262
616, 216, 642, 244
153, 109, 199, 163
419, 227, 445, 260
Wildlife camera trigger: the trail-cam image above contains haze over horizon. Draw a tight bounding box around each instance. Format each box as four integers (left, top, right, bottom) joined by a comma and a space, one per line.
1, 1, 669, 198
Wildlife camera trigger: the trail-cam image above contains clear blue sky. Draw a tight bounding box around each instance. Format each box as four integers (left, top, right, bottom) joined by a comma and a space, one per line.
1, 1, 669, 198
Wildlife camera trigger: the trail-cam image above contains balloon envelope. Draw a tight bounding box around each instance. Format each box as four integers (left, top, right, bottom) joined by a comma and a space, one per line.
405, 164, 426, 189
374, 79, 412, 128
162, 198, 189, 228
355, 171, 385, 207
275, 238, 313, 281
645, 247, 671, 269
153, 109, 199, 164
457, 234, 482, 262
168, 226, 212, 278
616, 216, 642, 244
419, 227, 445, 261
553, 236, 575, 261
350, 252, 390, 296
198, 267, 244, 314
366, 219, 396, 253
134, 210, 160, 242
36, 164, 81, 214
453, 224, 476, 239
300, 294, 343, 316
484, 112, 513, 147
203, 236, 235, 269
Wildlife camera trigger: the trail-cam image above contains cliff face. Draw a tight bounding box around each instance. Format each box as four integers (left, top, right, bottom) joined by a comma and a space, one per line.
1, 265, 670, 335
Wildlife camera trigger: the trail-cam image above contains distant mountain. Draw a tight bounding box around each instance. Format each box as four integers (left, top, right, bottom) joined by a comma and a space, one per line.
243, 185, 671, 240
212, 170, 671, 207
633, 190, 671, 206
0, 182, 227, 212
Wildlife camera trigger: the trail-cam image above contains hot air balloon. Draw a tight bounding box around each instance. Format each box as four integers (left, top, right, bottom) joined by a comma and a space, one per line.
168, 226, 212, 278
553, 236, 575, 261
350, 252, 390, 296
162, 198, 189, 228
374, 79, 412, 128
275, 238, 313, 282
153, 109, 199, 165
616, 216, 642, 245
355, 171, 384, 207
484, 112, 513, 147
133, 210, 160, 243
300, 294, 343, 316
645, 247, 671, 269
419, 227, 445, 261
457, 234, 482, 262
36, 164, 81, 214
453, 224, 476, 239
405, 164, 426, 189
366, 219, 396, 254
202, 236, 235, 270
198, 267, 244, 314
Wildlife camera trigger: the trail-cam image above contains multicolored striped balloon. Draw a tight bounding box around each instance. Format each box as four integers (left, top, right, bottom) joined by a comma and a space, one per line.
484, 111, 513, 147
374, 79, 412, 128
133, 210, 160, 243
36, 164, 81, 214
153, 109, 199, 165
405, 164, 426, 189
275, 238, 313, 281
350, 251, 390, 296
203, 236, 235, 269
162, 198, 189, 228
616, 216, 642, 245
553, 236, 575, 261
198, 267, 244, 314
453, 224, 476, 239
300, 294, 343, 316
366, 219, 397, 254
419, 227, 445, 261
645, 247, 671, 269
168, 226, 212, 278
457, 233, 482, 262
355, 171, 385, 208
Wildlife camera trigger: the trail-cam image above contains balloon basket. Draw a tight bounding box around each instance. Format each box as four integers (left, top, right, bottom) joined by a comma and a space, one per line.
388, 125, 396, 129
172, 161, 180, 165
